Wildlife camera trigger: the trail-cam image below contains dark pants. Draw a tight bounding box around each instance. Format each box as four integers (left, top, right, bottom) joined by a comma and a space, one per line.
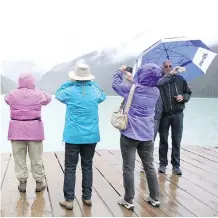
159, 112, 183, 167
64, 143, 96, 201
120, 135, 159, 203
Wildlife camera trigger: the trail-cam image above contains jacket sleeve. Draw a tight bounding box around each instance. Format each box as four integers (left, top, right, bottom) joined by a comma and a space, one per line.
157, 74, 173, 86
56, 81, 75, 104
40, 91, 52, 106
154, 94, 163, 119
4, 92, 12, 105
182, 79, 192, 103
92, 82, 106, 104
112, 70, 131, 98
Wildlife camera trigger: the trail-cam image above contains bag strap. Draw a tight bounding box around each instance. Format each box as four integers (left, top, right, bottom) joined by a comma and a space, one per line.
124, 84, 136, 114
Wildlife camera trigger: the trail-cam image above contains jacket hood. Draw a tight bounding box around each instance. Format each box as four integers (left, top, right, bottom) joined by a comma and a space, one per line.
133, 63, 162, 87
18, 73, 35, 89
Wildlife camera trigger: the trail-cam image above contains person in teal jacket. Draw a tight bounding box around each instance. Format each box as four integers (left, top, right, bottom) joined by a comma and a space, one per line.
56, 63, 106, 210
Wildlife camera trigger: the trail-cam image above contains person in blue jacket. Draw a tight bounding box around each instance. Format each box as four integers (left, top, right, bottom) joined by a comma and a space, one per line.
56, 63, 106, 210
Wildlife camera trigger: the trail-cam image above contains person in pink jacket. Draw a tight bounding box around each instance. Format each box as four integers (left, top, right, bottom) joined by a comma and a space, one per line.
4, 73, 51, 193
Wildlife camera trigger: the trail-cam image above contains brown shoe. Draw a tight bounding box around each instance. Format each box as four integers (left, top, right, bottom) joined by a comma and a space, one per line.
18, 181, 27, 193
35, 181, 47, 192
82, 198, 92, 206
59, 200, 74, 210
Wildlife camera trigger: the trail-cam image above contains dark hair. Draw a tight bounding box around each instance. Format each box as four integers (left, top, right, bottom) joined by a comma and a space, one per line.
126, 67, 133, 74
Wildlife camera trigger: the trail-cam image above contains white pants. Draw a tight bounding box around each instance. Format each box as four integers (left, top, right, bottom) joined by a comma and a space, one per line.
11, 141, 45, 182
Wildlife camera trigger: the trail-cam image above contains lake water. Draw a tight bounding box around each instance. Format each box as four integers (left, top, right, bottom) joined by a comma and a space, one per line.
1, 95, 218, 153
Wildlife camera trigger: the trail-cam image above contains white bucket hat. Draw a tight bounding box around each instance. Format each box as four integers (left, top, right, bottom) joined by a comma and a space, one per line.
69, 63, 95, 81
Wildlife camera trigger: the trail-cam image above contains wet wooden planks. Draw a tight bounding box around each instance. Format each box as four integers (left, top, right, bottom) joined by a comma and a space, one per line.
1, 155, 23, 217
1, 153, 11, 188
108, 149, 218, 217
1, 146, 218, 217
55, 152, 115, 217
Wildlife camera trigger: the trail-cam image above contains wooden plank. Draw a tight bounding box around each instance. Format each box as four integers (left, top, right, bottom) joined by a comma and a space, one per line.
110, 150, 218, 217
185, 146, 218, 158
56, 151, 137, 217
56, 152, 114, 217
99, 150, 194, 217
1, 153, 11, 188
153, 150, 218, 195
150, 150, 218, 211
167, 148, 218, 183
169, 148, 218, 176
203, 147, 218, 154
179, 147, 218, 172
198, 147, 218, 158
22, 156, 53, 217
181, 147, 218, 163
95, 150, 174, 217
0, 156, 24, 217
43, 152, 83, 217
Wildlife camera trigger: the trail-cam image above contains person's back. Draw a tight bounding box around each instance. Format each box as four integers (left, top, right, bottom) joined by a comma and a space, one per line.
112, 64, 162, 209
5, 73, 51, 193
113, 65, 160, 142
122, 84, 159, 141
58, 81, 105, 144
5, 74, 51, 140
56, 63, 106, 210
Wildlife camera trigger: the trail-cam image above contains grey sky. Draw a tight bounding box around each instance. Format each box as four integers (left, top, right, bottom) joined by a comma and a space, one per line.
1, 0, 218, 74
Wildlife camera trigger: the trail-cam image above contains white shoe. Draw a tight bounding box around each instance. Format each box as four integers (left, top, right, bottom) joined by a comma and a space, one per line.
145, 196, 160, 207
118, 198, 134, 210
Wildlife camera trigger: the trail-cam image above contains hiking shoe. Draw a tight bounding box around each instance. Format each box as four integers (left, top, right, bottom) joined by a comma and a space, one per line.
82, 198, 92, 206
35, 181, 47, 192
158, 165, 166, 173
172, 167, 182, 176
140, 164, 144, 173
59, 200, 73, 210
145, 196, 160, 207
118, 198, 134, 210
18, 181, 27, 193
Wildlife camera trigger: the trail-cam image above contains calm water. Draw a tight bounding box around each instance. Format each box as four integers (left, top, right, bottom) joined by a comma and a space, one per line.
1, 96, 218, 153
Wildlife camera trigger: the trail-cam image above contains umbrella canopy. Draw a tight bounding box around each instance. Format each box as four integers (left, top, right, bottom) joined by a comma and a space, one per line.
133, 37, 217, 81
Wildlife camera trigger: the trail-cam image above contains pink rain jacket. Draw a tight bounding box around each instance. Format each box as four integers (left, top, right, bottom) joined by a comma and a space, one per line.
4, 73, 51, 141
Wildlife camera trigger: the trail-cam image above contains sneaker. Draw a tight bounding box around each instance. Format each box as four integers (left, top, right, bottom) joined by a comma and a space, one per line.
82, 198, 92, 206
140, 164, 144, 173
118, 198, 134, 210
35, 181, 47, 192
145, 196, 160, 207
172, 167, 182, 176
158, 165, 166, 173
59, 200, 74, 210
18, 180, 27, 193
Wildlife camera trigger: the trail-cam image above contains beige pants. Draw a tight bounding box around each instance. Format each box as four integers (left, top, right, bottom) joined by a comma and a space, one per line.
11, 141, 45, 182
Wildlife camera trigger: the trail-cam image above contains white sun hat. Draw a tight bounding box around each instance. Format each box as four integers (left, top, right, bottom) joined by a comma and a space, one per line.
69, 63, 95, 81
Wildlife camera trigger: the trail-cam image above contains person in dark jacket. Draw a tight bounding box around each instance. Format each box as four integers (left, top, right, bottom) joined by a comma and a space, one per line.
157, 60, 192, 176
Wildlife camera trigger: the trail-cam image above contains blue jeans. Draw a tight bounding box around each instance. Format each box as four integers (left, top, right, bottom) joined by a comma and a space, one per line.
64, 143, 96, 201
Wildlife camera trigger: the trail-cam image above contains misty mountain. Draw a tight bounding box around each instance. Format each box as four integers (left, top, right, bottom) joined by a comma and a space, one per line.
1, 45, 218, 97
37, 45, 218, 98
1, 60, 43, 82
1, 75, 17, 94
37, 49, 136, 94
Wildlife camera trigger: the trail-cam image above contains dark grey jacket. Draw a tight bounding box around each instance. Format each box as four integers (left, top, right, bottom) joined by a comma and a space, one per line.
154, 95, 163, 120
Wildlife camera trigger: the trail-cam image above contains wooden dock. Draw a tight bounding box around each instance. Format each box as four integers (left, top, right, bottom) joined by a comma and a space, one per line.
1, 146, 218, 217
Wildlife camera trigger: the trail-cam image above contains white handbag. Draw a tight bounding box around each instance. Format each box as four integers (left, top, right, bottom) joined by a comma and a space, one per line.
111, 84, 136, 130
